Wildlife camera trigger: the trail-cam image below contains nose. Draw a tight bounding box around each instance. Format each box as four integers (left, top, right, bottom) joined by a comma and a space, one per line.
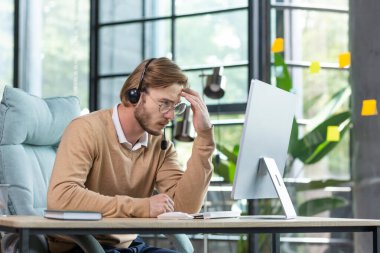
164, 109, 175, 120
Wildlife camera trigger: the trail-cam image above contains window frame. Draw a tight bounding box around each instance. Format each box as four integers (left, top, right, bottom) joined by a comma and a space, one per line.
89, 0, 271, 114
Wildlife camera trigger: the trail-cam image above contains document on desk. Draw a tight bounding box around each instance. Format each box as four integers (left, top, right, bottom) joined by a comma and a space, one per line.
192, 211, 241, 219
157, 211, 241, 220
44, 210, 102, 220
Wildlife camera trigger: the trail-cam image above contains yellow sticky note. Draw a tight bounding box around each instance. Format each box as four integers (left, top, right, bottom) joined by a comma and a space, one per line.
361, 99, 378, 116
272, 38, 284, 53
339, 52, 351, 68
310, 61, 320, 74
327, 126, 340, 142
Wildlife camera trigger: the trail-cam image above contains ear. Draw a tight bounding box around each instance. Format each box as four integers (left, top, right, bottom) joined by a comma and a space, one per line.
135, 92, 146, 106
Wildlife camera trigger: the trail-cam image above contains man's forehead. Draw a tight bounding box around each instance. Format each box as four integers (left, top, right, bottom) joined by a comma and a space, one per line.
150, 85, 182, 101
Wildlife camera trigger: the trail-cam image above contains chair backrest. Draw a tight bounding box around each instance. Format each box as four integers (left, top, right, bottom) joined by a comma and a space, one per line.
0, 86, 193, 253
0, 86, 80, 215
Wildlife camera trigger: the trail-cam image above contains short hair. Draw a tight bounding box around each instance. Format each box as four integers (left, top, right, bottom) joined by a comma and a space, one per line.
120, 57, 188, 106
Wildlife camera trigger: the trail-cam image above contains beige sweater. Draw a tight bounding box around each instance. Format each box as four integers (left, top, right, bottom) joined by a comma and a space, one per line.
47, 109, 215, 251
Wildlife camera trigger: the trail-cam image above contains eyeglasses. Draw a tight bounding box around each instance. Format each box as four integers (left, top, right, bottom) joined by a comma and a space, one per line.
146, 92, 187, 116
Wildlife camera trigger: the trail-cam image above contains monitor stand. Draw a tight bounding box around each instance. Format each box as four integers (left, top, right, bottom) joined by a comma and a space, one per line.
241, 157, 297, 220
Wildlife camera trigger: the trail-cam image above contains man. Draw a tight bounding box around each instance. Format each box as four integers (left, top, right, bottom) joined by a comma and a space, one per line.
47, 57, 215, 253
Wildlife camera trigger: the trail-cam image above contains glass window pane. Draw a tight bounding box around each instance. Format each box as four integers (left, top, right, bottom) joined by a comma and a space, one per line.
144, 20, 172, 59
99, 24, 142, 75
176, 0, 247, 15
270, 66, 350, 179
98, 77, 126, 109
174, 141, 193, 168
175, 123, 244, 169
272, 67, 349, 119
271, 0, 348, 9
42, 0, 90, 109
146, 0, 171, 18
100, 0, 142, 23
184, 66, 248, 105
100, 0, 172, 23
212, 122, 244, 150
271, 9, 348, 63
0, 0, 14, 86
302, 69, 349, 119
100, 20, 171, 75
327, 130, 349, 178
176, 10, 248, 67
269, 1, 351, 187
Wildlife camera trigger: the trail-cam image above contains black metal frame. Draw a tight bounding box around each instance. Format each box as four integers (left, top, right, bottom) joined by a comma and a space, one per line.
5, 1, 354, 252
13, 0, 20, 88
88, 1, 257, 114
1, 224, 379, 253
89, 0, 99, 111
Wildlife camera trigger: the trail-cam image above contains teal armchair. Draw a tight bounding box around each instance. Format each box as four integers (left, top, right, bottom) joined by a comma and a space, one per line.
0, 85, 193, 253
0, 85, 104, 253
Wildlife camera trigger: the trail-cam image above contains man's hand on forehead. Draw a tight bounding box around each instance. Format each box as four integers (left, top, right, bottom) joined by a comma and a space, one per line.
180, 88, 212, 131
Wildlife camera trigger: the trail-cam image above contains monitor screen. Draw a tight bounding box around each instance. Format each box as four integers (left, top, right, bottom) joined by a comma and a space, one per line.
231, 79, 296, 201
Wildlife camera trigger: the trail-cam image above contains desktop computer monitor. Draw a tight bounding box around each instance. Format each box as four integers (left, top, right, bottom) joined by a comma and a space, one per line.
231, 79, 297, 219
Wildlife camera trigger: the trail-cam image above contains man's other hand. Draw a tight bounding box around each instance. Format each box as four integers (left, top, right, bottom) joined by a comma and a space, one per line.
181, 88, 212, 132
149, 193, 175, 217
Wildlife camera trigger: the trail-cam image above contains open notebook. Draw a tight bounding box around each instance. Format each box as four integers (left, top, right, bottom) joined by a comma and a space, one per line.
157, 211, 241, 220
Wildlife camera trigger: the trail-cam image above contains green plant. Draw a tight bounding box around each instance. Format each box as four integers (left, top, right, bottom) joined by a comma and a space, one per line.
213, 53, 352, 252
214, 53, 352, 197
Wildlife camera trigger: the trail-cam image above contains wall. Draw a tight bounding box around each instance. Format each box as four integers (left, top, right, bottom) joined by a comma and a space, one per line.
350, 0, 380, 252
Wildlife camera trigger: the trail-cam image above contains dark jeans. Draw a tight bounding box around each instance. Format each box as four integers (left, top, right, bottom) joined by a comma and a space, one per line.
71, 236, 181, 253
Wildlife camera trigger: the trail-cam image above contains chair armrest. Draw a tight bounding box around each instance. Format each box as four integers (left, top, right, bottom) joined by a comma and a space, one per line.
165, 234, 194, 253
1, 233, 48, 253
1, 233, 105, 253
69, 235, 105, 253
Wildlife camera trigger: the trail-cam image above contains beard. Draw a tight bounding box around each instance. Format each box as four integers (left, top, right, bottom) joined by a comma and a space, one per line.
134, 98, 162, 136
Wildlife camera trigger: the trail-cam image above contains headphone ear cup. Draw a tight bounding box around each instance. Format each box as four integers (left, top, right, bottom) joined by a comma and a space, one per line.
127, 88, 141, 104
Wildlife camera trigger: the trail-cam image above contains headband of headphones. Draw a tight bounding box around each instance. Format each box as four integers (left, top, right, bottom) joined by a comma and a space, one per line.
137, 58, 156, 91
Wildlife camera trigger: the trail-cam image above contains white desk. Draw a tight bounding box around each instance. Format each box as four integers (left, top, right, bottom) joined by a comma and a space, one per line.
0, 216, 379, 253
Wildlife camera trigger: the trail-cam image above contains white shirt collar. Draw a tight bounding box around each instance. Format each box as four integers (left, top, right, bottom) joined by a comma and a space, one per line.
112, 104, 148, 151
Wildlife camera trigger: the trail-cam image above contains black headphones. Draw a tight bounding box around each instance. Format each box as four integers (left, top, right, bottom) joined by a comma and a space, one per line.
126, 58, 156, 104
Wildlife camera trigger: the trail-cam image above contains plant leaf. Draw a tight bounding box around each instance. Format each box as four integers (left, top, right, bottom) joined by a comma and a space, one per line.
228, 161, 236, 184
212, 158, 231, 183
216, 144, 238, 164
237, 235, 248, 253
305, 118, 350, 164
298, 196, 348, 216
232, 144, 240, 157
290, 111, 351, 164
288, 117, 299, 156
274, 53, 292, 92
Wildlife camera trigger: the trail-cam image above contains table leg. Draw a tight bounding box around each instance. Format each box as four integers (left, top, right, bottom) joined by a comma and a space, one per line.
272, 233, 280, 253
374, 227, 380, 253
19, 228, 30, 253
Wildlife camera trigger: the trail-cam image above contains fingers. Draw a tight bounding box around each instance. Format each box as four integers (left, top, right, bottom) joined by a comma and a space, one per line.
166, 197, 174, 211
181, 88, 212, 131
161, 195, 174, 213
149, 194, 174, 217
161, 202, 174, 213
181, 88, 208, 112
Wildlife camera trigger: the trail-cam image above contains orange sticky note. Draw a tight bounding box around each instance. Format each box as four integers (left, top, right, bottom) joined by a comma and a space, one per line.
310, 61, 320, 74
339, 52, 351, 68
272, 38, 284, 53
327, 126, 340, 142
361, 99, 378, 116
